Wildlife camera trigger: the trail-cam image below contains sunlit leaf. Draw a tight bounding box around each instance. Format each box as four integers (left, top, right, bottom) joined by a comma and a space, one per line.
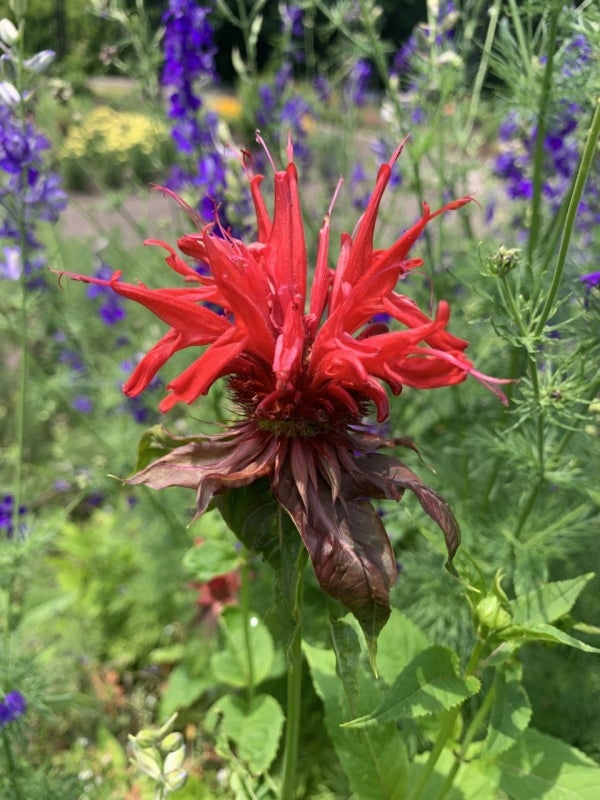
206, 693, 284, 775
210, 606, 275, 688
344, 646, 480, 727
510, 573, 595, 626
491, 728, 600, 799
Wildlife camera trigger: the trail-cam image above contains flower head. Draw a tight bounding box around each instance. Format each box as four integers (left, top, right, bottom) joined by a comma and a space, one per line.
59, 138, 506, 641
0, 690, 26, 727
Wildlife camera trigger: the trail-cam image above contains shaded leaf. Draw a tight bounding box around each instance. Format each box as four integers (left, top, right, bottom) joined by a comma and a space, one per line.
484, 662, 532, 757
210, 607, 275, 688
344, 646, 480, 727
510, 573, 595, 626
159, 664, 211, 718
183, 538, 241, 582
133, 424, 194, 471
206, 693, 284, 776
304, 639, 409, 800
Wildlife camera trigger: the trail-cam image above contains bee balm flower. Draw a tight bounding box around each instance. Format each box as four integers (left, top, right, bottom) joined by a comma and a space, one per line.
59, 138, 506, 641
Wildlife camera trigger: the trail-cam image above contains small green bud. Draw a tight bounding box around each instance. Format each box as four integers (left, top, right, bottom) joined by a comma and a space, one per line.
132, 728, 161, 748
130, 746, 163, 781
9, 0, 27, 18
486, 246, 520, 277
476, 594, 512, 631
160, 732, 184, 754
163, 746, 186, 775
164, 768, 188, 792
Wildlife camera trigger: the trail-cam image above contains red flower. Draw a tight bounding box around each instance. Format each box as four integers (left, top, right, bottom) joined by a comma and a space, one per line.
59, 139, 507, 641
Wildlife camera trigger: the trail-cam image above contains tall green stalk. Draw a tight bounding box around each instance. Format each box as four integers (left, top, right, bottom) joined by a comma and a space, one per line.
280, 546, 308, 800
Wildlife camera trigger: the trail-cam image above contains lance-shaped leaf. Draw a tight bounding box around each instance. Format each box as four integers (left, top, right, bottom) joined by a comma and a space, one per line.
343, 646, 480, 727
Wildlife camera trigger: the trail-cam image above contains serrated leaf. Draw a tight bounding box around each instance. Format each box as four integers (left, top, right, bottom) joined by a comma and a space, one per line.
206, 694, 284, 776
510, 573, 595, 626
344, 646, 480, 727
501, 622, 600, 653
483, 662, 532, 757
491, 728, 600, 799
375, 609, 431, 686
304, 641, 408, 800
210, 606, 275, 688
183, 538, 241, 582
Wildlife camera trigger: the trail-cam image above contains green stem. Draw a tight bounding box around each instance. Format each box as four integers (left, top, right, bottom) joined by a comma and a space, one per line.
535, 96, 600, 335
240, 548, 255, 706
407, 640, 484, 800
280, 546, 308, 800
433, 681, 496, 800
527, 3, 561, 266
358, 0, 435, 266
464, 0, 502, 143
2, 730, 24, 800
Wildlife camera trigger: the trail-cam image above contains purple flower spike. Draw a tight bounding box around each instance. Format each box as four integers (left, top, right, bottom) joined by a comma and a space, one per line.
0, 691, 26, 726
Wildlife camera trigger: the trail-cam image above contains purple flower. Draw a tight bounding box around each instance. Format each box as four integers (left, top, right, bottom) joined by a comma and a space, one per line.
344, 59, 372, 108
72, 395, 94, 413
0, 691, 26, 726
0, 494, 26, 539
581, 271, 600, 291
0, 100, 67, 284
87, 263, 127, 325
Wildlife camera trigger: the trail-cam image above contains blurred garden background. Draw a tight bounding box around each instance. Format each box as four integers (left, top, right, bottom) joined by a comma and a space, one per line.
1, 0, 600, 798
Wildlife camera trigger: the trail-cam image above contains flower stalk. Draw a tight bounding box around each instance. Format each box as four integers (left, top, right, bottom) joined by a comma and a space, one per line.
280, 546, 308, 800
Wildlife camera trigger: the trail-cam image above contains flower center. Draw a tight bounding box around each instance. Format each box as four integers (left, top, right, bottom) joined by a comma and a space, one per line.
227, 357, 364, 438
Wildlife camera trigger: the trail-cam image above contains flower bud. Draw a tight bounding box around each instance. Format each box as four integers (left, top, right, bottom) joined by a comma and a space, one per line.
130, 746, 163, 781
164, 768, 188, 792
23, 49, 55, 74
476, 594, 512, 631
486, 246, 520, 277
160, 731, 184, 754
9, 0, 27, 18
0, 18, 19, 46
163, 746, 186, 775
0, 80, 19, 107
131, 728, 161, 748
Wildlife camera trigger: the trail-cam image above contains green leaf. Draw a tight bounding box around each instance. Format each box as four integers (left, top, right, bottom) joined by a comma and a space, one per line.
304, 640, 409, 800
483, 662, 532, 757
500, 622, 600, 653
210, 606, 275, 688
510, 573, 595, 626
214, 479, 287, 571
159, 663, 211, 718
183, 538, 241, 582
490, 728, 600, 799
375, 609, 431, 686
206, 694, 284, 776
344, 646, 480, 727
134, 424, 194, 471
